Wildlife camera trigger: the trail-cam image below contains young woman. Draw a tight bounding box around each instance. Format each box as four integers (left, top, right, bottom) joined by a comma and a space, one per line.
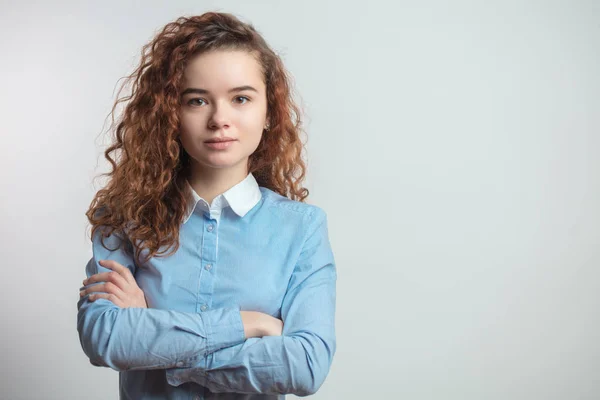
76, 12, 337, 400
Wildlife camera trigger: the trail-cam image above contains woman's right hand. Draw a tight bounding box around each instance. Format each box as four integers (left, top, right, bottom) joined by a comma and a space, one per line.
240, 311, 283, 338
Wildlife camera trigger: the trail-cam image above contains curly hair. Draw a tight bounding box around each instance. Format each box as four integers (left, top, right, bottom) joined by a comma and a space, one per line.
86, 12, 309, 267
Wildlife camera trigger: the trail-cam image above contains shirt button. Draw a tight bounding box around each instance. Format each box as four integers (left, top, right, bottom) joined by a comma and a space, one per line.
205, 264, 212, 270
207, 224, 213, 232
200, 304, 208, 311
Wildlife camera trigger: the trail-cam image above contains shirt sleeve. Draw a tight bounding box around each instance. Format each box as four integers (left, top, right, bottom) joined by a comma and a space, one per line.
76, 226, 247, 371
164, 207, 337, 397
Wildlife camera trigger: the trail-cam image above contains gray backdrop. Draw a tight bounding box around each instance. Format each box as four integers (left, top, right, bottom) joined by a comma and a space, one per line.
1, 0, 598, 399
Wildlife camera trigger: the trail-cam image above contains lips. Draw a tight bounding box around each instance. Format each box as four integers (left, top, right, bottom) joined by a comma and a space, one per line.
205, 137, 236, 143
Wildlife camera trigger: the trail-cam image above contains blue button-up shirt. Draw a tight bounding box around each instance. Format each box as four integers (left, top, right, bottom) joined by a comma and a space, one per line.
77, 172, 337, 399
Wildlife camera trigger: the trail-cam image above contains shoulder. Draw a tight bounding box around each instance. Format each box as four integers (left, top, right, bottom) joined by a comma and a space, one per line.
258, 187, 328, 227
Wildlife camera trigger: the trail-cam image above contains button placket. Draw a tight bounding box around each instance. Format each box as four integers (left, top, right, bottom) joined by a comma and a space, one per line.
198, 216, 217, 313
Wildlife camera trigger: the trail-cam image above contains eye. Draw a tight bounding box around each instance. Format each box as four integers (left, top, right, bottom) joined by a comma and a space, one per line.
187, 98, 207, 107
234, 96, 250, 104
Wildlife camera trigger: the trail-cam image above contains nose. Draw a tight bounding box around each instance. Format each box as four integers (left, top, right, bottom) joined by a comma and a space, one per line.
207, 101, 231, 130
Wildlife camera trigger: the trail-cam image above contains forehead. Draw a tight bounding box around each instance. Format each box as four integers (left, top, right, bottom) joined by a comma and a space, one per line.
182, 49, 265, 90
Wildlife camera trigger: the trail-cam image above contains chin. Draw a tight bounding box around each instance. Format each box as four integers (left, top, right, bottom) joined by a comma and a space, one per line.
196, 155, 247, 169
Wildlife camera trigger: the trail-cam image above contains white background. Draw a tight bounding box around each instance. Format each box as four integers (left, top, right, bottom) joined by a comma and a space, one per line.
0, 0, 598, 399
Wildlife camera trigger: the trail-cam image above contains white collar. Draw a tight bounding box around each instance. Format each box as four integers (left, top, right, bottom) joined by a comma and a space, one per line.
183, 172, 262, 224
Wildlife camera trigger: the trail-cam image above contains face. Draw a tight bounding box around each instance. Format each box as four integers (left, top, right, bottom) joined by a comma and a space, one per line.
178, 49, 268, 175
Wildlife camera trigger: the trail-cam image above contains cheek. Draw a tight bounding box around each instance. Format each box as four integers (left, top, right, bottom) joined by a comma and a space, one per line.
240, 111, 267, 134
243, 121, 265, 148
178, 118, 199, 153
180, 113, 202, 132
178, 115, 206, 146
248, 133, 263, 152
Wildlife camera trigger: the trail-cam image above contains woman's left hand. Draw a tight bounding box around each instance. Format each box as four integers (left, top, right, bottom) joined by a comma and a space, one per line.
79, 259, 148, 308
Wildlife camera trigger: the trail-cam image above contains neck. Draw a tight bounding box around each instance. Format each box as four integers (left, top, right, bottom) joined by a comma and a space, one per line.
187, 161, 248, 205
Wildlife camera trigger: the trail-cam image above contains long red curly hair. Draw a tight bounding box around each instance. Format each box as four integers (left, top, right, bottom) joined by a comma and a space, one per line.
86, 12, 309, 266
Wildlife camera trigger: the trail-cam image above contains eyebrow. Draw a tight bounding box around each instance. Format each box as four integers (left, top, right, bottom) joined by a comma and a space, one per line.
181, 85, 259, 97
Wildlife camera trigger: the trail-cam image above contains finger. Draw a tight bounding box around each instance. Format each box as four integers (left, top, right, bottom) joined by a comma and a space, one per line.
88, 293, 124, 308
83, 271, 128, 291
81, 282, 126, 300
99, 259, 136, 285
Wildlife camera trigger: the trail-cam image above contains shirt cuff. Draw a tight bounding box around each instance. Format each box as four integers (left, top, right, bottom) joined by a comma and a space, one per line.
165, 307, 244, 387
200, 306, 246, 355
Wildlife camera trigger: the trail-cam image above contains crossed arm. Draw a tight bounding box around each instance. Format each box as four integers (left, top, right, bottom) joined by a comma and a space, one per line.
77, 208, 337, 396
